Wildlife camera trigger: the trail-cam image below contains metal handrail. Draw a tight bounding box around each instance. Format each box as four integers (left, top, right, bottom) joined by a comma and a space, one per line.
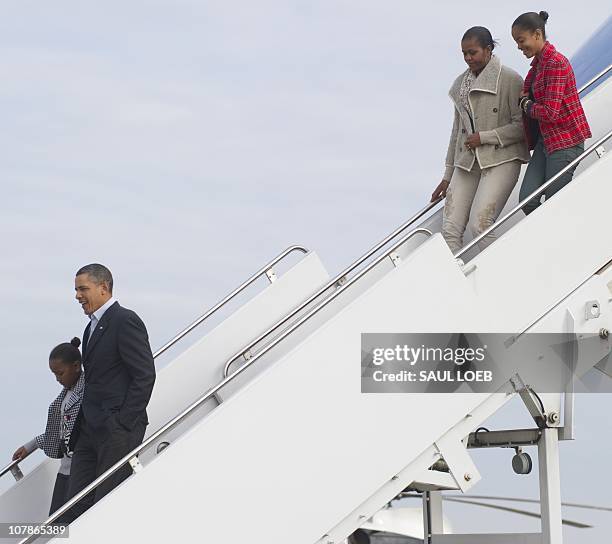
0, 451, 34, 480
19, 227, 433, 544
578, 63, 612, 95
456, 128, 612, 259
3, 244, 308, 484
223, 200, 442, 377
152, 244, 308, 359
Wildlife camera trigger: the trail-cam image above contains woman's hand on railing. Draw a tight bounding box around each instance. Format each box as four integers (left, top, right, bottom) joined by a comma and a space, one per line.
12, 446, 28, 462
431, 179, 450, 202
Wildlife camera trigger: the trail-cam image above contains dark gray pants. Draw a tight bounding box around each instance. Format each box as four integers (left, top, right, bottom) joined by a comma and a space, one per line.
58, 415, 146, 523
49, 473, 70, 516
520, 138, 584, 215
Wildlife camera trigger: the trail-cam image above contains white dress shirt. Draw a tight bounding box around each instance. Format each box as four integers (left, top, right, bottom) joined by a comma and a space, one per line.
89, 296, 116, 341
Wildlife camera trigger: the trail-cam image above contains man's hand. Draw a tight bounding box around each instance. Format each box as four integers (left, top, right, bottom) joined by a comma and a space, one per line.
12, 446, 28, 461
465, 133, 481, 150
431, 179, 450, 202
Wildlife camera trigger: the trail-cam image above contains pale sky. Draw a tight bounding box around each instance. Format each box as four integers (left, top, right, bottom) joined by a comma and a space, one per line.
1, 2, 610, 541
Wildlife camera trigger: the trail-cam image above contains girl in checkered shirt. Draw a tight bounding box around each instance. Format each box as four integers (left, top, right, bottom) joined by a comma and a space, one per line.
512, 11, 592, 214
12, 338, 85, 515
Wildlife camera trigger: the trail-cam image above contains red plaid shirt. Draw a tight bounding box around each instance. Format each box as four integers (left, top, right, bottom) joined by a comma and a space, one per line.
523, 41, 591, 153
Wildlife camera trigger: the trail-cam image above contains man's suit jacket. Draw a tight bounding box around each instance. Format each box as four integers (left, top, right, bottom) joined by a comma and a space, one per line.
71, 301, 155, 445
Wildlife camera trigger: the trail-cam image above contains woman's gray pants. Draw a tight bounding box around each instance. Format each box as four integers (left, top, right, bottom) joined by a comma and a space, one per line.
520, 138, 584, 215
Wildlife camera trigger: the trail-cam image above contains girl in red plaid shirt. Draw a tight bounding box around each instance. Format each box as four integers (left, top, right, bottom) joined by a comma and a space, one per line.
512, 11, 592, 215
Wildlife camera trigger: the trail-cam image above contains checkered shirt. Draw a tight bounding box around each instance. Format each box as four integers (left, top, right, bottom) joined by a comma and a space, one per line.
35, 372, 85, 458
523, 41, 591, 153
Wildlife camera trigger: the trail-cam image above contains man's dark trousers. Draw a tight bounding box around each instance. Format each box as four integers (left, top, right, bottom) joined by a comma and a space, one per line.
60, 414, 146, 521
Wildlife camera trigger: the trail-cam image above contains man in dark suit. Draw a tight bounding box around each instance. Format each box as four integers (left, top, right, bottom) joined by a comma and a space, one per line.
60, 263, 155, 522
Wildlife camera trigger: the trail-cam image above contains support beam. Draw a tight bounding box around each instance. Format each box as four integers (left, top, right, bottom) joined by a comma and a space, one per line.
432, 534, 541, 544
538, 428, 562, 544
434, 436, 480, 492
467, 428, 541, 449
423, 490, 444, 543
411, 470, 458, 491
560, 310, 577, 440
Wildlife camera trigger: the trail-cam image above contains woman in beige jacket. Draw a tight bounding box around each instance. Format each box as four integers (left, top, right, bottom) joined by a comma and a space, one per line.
431, 26, 530, 253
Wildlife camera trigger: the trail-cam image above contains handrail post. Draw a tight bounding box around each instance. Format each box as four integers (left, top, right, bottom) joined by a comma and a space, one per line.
152, 245, 309, 359
9, 464, 24, 482
223, 201, 443, 378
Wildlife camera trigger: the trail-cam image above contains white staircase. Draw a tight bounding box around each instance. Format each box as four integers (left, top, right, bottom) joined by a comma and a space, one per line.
49, 147, 612, 544
1, 59, 610, 544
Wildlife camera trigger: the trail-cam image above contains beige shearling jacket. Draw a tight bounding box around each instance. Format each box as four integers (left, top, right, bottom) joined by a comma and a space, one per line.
443, 55, 530, 181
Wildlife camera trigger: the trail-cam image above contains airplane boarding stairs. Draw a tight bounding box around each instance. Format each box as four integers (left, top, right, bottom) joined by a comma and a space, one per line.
1, 67, 611, 544
1, 128, 610, 544
0, 207, 435, 540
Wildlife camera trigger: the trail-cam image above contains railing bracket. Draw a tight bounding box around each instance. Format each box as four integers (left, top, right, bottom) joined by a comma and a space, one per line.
10, 464, 24, 482
129, 456, 144, 473
265, 268, 277, 283
389, 251, 401, 267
